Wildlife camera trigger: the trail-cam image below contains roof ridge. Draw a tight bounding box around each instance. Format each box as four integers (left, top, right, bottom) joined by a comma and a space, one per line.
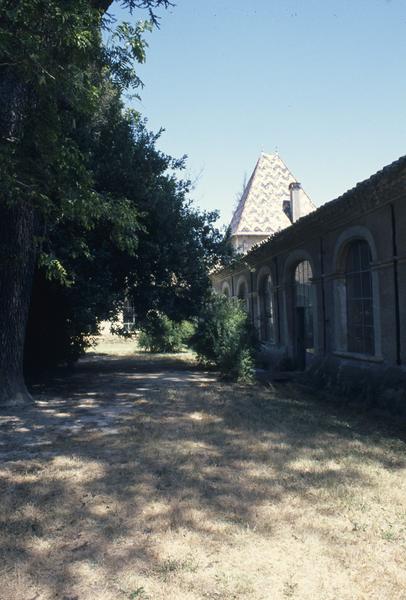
272, 153, 316, 209
235, 154, 267, 232
229, 155, 261, 234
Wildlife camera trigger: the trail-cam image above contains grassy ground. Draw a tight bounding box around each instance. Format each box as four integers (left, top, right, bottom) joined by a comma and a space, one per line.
0, 337, 405, 600
88, 334, 197, 365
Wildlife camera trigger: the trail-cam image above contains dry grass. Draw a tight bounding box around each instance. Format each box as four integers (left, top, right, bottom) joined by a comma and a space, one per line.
88, 333, 197, 366
1, 339, 405, 600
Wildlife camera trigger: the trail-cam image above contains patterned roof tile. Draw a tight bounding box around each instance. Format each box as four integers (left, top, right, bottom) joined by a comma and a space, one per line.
229, 153, 316, 237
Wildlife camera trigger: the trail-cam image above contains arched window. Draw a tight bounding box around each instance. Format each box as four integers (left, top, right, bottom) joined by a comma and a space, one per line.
237, 281, 249, 311
294, 260, 314, 355
345, 240, 374, 354
259, 274, 275, 342
222, 283, 230, 297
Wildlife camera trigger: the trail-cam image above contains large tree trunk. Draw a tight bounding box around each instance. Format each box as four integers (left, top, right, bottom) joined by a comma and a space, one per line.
0, 63, 38, 406
0, 201, 37, 406
0, 0, 169, 406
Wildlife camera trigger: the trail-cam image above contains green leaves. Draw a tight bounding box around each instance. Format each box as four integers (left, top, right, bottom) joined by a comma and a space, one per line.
191, 293, 258, 381
0, 0, 231, 371
115, 20, 152, 62
105, 19, 153, 91
138, 311, 195, 353
38, 253, 73, 286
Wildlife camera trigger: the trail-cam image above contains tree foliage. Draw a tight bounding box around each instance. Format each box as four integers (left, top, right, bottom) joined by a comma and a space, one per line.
0, 0, 164, 240
138, 311, 194, 353
0, 0, 233, 386
24, 88, 228, 368
190, 293, 258, 382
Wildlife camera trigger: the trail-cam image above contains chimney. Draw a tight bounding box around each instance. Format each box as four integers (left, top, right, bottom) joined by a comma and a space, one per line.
289, 182, 302, 223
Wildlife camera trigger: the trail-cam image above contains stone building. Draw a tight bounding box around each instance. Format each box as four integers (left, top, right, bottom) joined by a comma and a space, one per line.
212, 154, 406, 405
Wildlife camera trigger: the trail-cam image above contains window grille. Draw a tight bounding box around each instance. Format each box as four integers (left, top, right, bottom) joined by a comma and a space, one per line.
122, 300, 136, 332
345, 241, 374, 355
294, 260, 314, 350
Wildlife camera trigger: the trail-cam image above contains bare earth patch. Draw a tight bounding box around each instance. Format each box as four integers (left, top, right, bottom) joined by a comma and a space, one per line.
1, 339, 405, 600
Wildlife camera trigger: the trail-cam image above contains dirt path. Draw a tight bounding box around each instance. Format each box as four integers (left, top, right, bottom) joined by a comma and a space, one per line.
1, 350, 405, 600
1, 354, 216, 462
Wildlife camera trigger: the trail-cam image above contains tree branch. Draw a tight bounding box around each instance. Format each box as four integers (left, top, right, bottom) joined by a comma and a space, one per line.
91, 0, 174, 19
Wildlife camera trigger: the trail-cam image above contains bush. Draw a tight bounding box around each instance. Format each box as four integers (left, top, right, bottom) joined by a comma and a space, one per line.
190, 293, 258, 382
138, 310, 195, 353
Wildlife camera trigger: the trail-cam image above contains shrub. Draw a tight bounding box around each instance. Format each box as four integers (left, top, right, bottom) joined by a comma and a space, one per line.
138, 310, 195, 353
190, 293, 258, 382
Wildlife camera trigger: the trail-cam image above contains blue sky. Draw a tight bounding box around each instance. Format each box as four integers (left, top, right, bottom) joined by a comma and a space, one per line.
111, 0, 406, 227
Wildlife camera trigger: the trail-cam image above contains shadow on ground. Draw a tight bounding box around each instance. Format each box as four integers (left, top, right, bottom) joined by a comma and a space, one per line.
1, 353, 405, 600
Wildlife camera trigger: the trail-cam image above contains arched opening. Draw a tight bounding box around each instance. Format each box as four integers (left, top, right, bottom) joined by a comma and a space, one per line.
237, 280, 249, 312
258, 274, 275, 342
222, 282, 231, 297
332, 227, 381, 357
345, 240, 374, 355
293, 260, 314, 369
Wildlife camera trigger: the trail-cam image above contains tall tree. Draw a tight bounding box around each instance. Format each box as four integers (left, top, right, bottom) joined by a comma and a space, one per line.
24, 90, 228, 371
0, 0, 170, 405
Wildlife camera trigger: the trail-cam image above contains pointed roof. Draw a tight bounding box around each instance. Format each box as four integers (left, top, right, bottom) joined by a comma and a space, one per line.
229, 153, 315, 237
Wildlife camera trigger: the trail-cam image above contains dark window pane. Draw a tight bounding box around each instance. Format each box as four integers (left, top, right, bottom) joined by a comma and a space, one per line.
345, 241, 374, 355
294, 261, 314, 350
346, 244, 358, 273
364, 327, 375, 355
347, 273, 362, 299
362, 300, 374, 326
346, 274, 356, 298
348, 325, 364, 353
361, 272, 372, 298
259, 275, 275, 342
238, 283, 246, 299
304, 307, 314, 348
359, 241, 372, 269
350, 299, 363, 325
346, 240, 371, 274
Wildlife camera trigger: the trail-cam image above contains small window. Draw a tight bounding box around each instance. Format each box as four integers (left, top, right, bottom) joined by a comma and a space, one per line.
283, 199, 292, 222
345, 240, 374, 355
123, 299, 136, 332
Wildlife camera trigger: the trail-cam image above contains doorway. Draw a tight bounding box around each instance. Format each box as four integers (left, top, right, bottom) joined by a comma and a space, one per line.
293, 261, 314, 370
